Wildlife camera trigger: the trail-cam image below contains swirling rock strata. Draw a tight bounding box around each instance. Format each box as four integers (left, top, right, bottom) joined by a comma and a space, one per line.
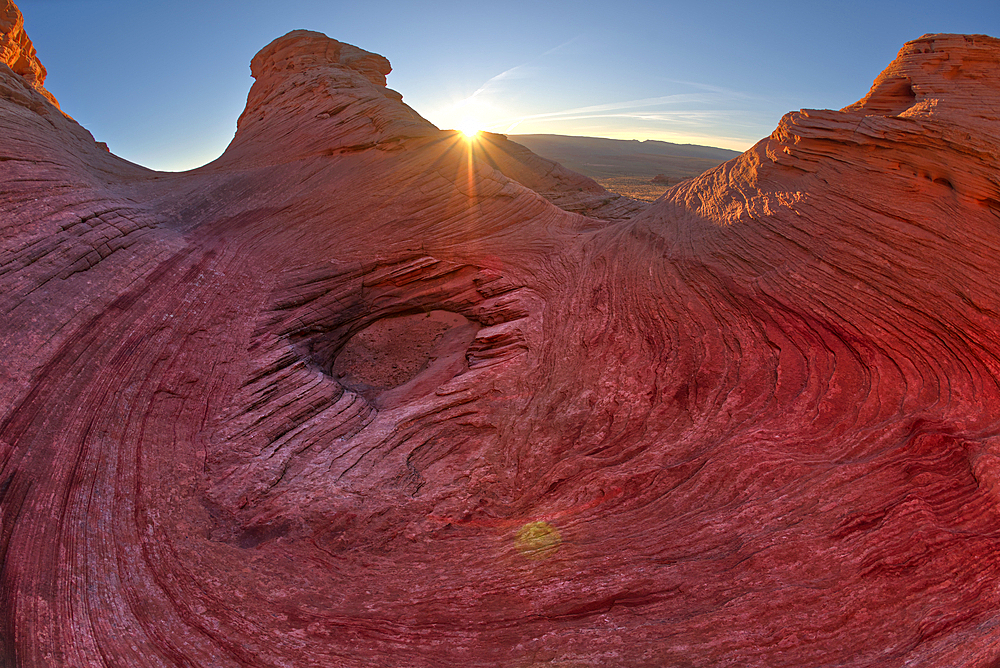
2, 2, 1000, 664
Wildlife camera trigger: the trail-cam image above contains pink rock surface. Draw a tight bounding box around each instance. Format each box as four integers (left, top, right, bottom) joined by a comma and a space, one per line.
2, 3, 1000, 664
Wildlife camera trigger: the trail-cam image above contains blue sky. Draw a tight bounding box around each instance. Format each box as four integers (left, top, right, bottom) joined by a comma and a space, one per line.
17, 0, 1000, 171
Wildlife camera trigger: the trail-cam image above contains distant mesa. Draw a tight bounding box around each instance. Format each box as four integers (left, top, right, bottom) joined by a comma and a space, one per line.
4, 0, 1000, 664
650, 173, 691, 185
510, 134, 738, 201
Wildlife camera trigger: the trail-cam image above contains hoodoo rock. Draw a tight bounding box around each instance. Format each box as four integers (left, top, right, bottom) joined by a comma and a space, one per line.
2, 0, 1000, 663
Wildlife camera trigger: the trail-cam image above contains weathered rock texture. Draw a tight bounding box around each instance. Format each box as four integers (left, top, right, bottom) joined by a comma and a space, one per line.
2, 0, 1000, 663
0, 0, 57, 108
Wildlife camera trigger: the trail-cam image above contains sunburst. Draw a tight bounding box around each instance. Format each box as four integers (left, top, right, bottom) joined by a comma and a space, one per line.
459, 119, 482, 139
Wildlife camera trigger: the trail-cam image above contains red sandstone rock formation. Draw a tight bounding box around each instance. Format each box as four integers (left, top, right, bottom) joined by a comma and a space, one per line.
2, 0, 1000, 662
0, 0, 57, 108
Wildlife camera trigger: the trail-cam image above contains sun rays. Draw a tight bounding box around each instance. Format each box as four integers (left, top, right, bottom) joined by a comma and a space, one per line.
459, 120, 482, 139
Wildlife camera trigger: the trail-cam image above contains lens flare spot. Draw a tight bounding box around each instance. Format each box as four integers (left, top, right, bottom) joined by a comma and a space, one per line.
515, 521, 561, 559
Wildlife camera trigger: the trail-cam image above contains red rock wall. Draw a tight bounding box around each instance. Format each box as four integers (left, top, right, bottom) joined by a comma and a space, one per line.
2, 4, 1000, 665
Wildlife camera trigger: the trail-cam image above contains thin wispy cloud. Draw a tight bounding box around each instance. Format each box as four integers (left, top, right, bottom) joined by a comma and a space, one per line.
657, 78, 759, 99
466, 64, 536, 100
501, 110, 748, 128
499, 94, 717, 125
436, 35, 587, 124
495, 91, 766, 135
427, 34, 775, 150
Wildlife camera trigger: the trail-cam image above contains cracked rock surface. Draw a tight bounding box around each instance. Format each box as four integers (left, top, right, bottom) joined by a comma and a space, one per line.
3, 2, 1000, 665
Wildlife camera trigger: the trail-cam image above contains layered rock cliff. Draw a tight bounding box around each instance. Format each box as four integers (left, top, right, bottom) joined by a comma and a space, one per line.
2, 0, 1000, 664
0, 0, 57, 108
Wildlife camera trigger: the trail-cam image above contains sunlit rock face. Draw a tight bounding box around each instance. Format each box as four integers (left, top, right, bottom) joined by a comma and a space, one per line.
2, 0, 1000, 662
0, 0, 57, 108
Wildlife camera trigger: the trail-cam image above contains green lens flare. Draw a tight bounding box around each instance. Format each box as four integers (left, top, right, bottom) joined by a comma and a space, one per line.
515, 521, 561, 559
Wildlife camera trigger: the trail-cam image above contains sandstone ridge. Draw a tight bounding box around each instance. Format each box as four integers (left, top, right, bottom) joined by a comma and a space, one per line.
211, 29, 643, 218
3, 6, 1000, 666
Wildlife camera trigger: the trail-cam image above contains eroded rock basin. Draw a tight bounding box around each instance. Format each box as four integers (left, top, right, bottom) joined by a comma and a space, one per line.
333, 310, 480, 408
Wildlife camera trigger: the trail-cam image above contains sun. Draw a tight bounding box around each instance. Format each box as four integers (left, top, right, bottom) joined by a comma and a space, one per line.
459, 119, 482, 138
